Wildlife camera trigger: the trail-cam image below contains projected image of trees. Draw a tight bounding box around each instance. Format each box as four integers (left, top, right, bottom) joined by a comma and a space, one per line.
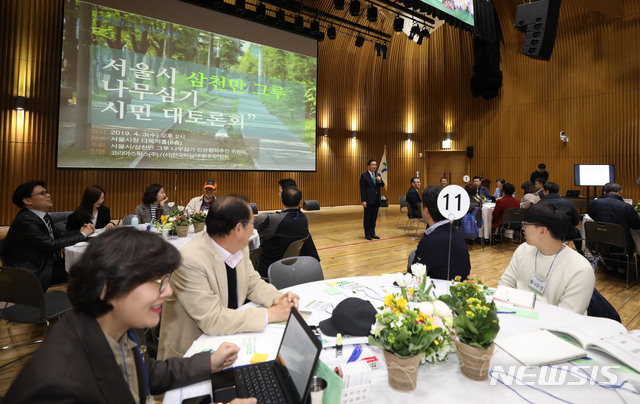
58, 0, 317, 171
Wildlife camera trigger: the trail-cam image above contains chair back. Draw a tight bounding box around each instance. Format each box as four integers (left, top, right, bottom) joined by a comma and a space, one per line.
584, 221, 627, 251
268, 257, 323, 289
406, 205, 414, 219
502, 208, 526, 226
249, 247, 262, 270
399, 196, 407, 212
282, 235, 309, 259
0, 267, 46, 323
122, 214, 136, 226
407, 249, 416, 272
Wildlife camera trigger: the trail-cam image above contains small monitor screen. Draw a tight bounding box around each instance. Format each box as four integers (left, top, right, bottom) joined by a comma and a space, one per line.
574, 164, 615, 187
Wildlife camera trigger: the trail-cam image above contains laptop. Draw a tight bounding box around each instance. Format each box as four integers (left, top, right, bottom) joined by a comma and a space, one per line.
565, 190, 581, 198
211, 307, 322, 404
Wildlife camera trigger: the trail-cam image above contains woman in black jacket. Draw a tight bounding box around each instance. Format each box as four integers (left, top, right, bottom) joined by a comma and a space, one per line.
66, 185, 115, 230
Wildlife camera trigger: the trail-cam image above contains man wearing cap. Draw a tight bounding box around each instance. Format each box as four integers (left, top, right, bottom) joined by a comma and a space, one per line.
185, 180, 218, 215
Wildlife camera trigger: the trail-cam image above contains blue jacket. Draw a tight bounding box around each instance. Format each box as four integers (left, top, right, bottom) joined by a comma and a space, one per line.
412, 222, 471, 281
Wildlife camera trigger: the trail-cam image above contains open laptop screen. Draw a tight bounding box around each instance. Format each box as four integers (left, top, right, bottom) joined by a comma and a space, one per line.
276, 310, 320, 401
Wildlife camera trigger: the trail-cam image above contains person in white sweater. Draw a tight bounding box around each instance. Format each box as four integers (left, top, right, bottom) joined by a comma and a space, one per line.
499, 203, 594, 314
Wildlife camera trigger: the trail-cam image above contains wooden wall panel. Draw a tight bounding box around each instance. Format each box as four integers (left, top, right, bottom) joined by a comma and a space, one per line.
2, 0, 640, 225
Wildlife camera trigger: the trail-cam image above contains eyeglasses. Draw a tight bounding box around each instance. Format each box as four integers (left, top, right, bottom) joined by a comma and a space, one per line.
153, 273, 171, 293
521, 222, 538, 229
30, 189, 50, 197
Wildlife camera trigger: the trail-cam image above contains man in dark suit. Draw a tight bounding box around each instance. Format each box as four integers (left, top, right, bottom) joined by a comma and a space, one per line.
530, 163, 549, 184
588, 183, 640, 253
411, 186, 471, 280
359, 159, 385, 240
538, 182, 582, 249
2, 181, 93, 290
256, 186, 320, 278
405, 177, 422, 219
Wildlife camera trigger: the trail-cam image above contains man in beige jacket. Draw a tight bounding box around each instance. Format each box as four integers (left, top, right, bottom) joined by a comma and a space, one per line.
158, 194, 299, 359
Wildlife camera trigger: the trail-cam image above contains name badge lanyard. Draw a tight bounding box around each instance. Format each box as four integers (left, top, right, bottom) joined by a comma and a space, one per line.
127, 330, 155, 404
530, 245, 564, 295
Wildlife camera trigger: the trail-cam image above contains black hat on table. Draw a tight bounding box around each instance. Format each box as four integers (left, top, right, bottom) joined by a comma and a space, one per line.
318, 297, 377, 337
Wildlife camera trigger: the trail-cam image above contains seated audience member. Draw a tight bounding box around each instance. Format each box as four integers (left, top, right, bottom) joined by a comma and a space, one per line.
2, 181, 93, 290
66, 185, 115, 231
534, 177, 547, 199
498, 203, 595, 314
465, 183, 483, 213
538, 182, 582, 249
440, 177, 449, 187
278, 178, 297, 197
410, 186, 471, 280
493, 178, 505, 199
185, 180, 218, 215
473, 176, 491, 199
405, 177, 422, 218
491, 183, 520, 230
588, 182, 640, 253
134, 183, 170, 224
520, 181, 540, 209
256, 186, 320, 278
530, 163, 549, 184
4, 228, 254, 404
158, 195, 299, 359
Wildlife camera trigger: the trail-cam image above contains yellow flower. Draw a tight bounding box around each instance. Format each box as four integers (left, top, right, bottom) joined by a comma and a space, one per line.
434, 340, 439, 345
396, 297, 407, 311
384, 295, 394, 308
466, 311, 475, 318
426, 325, 436, 331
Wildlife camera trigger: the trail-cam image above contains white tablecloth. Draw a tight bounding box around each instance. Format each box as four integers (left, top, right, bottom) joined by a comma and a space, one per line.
64, 227, 260, 272
163, 275, 638, 404
481, 202, 495, 239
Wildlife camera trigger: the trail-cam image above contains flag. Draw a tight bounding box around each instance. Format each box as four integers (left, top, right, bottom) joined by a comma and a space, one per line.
380, 146, 388, 191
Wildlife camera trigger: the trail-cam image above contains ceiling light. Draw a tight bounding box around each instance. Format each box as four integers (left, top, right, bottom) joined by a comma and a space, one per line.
334, 0, 345, 10
310, 20, 320, 35
255, 3, 266, 20
393, 16, 404, 32
276, 9, 285, 26
355, 36, 365, 48
327, 26, 337, 40
367, 5, 378, 22
295, 15, 304, 31
349, 0, 361, 17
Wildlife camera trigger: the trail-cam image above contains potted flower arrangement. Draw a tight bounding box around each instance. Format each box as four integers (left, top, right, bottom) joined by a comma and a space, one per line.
441, 276, 500, 381
369, 264, 453, 391
173, 214, 191, 238
191, 211, 207, 233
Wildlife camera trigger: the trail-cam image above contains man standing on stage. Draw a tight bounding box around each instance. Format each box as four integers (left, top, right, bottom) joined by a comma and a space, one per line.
360, 159, 385, 240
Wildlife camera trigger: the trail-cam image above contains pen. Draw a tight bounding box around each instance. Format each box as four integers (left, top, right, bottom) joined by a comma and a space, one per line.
347, 344, 362, 363
497, 311, 517, 314
335, 333, 343, 358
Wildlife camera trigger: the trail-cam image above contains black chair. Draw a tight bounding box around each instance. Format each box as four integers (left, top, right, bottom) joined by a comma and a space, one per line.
492, 208, 526, 250
407, 249, 416, 273
282, 235, 309, 259
397, 196, 408, 228
122, 214, 136, 226
405, 206, 427, 235
584, 221, 639, 288
587, 288, 621, 322
0, 267, 72, 352
268, 257, 324, 289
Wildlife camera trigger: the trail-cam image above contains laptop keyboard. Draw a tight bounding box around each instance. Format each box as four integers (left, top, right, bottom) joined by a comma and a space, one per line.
235, 362, 287, 404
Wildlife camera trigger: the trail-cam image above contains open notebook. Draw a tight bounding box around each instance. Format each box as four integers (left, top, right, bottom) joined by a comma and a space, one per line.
495, 330, 587, 366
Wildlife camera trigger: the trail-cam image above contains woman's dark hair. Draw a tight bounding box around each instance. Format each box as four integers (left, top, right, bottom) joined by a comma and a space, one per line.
206, 194, 251, 238
142, 183, 163, 205
521, 181, 536, 194
502, 183, 515, 196
496, 178, 505, 185
524, 203, 569, 241
75, 185, 105, 221
68, 227, 181, 317
464, 183, 477, 196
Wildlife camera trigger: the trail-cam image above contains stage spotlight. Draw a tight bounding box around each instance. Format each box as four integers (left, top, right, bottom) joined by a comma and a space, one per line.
235, 0, 246, 14
327, 26, 337, 40
381, 44, 387, 59
420, 28, 430, 39
367, 5, 377, 22
334, 0, 345, 10
295, 15, 304, 31
374, 43, 381, 57
349, 0, 360, 16
355, 36, 365, 48
276, 9, 285, 26
310, 20, 320, 35
255, 3, 267, 20
393, 16, 404, 32
408, 23, 419, 40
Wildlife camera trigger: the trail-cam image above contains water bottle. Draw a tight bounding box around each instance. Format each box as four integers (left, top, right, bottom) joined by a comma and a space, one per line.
130, 215, 139, 229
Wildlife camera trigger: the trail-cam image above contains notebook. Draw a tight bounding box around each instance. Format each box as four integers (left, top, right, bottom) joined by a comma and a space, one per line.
493, 285, 536, 309
210, 307, 322, 404
495, 330, 587, 366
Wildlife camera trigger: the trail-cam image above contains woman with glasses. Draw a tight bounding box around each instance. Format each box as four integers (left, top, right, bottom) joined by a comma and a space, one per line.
134, 183, 171, 224
5, 227, 255, 404
66, 185, 116, 231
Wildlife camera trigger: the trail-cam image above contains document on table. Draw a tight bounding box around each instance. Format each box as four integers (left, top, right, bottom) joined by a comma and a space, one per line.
187, 334, 274, 366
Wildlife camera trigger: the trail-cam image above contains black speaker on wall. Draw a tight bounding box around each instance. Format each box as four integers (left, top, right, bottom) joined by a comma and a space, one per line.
303, 200, 320, 211
466, 146, 474, 158
514, 0, 561, 61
